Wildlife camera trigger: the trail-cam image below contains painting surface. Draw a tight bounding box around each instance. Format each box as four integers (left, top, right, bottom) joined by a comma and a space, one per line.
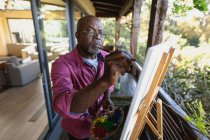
120, 41, 174, 140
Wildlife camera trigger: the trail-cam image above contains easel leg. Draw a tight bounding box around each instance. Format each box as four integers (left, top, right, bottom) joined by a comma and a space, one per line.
157, 98, 163, 140
144, 99, 163, 140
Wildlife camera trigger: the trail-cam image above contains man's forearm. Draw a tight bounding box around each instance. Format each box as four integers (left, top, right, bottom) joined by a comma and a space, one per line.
104, 89, 112, 100
70, 78, 110, 113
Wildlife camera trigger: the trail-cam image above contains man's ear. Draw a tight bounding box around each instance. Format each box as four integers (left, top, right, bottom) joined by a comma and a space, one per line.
75, 32, 79, 39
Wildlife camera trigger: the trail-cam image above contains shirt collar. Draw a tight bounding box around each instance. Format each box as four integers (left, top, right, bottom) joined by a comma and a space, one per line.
74, 46, 105, 65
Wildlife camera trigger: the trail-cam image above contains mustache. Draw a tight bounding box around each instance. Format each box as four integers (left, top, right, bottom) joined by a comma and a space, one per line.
92, 40, 102, 44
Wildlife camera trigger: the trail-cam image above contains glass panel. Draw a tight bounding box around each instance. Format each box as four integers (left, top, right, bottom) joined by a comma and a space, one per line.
35, 2, 69, 131
41, 4, 69, 62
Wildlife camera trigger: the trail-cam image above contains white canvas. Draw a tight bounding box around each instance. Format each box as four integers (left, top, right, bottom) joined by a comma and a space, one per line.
120, 40, 175, 140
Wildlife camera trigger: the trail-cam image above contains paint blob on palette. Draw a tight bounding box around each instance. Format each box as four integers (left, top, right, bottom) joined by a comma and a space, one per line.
90, 107, 124, 139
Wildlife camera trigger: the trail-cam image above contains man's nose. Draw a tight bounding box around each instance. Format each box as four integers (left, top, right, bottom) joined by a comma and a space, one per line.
94, 32, 101, 40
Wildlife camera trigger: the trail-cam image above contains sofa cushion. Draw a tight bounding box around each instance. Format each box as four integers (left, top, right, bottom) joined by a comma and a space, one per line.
7, 56, 20, 66
22, 56, 32, 64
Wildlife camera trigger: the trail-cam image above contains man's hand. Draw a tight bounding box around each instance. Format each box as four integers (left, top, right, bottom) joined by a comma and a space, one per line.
102, 97, 114, 112
101, 50, 134, 86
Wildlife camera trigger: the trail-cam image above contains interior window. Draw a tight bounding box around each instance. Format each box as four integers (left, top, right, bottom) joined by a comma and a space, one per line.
0, 0, 30, 10
7, 19, 35, 44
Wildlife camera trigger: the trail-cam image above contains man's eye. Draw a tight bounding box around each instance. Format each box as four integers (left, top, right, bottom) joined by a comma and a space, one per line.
87, 30, 94, 33
98, 32, 104, 35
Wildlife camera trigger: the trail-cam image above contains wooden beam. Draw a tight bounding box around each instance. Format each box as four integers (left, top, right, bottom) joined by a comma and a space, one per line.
130, 0, 143, 58
1, 10, 32, 18
93, 4, 121, 11
94, 3, 121, 9
93, 1, 122, 8
96, 12, 118, 17
115, 17, 121, 48
91, 0, 122, 6
119, 0, 133, 17
74, 0, 95, 15
96, 7, 119, 12
64, 0, 95, 15
95, 10, 118, 14
42, 0, 65, 7
147, 0, 168, 49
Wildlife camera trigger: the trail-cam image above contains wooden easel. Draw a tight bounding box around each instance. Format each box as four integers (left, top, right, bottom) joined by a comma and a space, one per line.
130, 47, 175, 140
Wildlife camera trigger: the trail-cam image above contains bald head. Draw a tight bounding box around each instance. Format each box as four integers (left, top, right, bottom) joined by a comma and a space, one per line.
77, 15, 101, 31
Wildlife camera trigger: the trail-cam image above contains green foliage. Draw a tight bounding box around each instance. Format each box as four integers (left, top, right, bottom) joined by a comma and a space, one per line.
193, 0, 208, 11
172, 0, 208, 15
173, 0, 193, 16
100, 18, 131, 48
164, 1, 210, 135
163, 46, 210, 102
162, 45, 210, 137
100, 18, 115, 45
136, 43, 147, 65
165, 14, 210, 47
119, 19, 131, 48
185, 100, 210, 137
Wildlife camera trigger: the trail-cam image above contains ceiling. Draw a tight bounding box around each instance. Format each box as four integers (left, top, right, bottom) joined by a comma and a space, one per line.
1, 0, 134, 18
91, 0, 133, 18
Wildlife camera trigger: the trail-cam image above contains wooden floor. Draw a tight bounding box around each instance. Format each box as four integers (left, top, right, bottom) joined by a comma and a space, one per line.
0, 78, 48, 140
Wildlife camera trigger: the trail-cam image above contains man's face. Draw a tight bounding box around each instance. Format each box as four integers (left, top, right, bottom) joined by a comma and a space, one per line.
76, 17, 105, 58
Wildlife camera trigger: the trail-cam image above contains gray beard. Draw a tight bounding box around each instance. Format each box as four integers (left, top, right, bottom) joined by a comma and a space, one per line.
88, 47, 100, 55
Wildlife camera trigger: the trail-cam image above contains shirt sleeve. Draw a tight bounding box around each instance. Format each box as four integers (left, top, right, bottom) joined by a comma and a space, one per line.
108, 85, 114, 92
51, 60, 88, 120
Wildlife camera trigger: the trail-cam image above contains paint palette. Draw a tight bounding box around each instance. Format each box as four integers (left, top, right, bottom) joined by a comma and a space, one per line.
90, 107, 124, 139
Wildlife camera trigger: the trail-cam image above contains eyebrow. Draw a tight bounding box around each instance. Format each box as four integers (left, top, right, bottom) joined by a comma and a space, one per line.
84, 26, 103, 30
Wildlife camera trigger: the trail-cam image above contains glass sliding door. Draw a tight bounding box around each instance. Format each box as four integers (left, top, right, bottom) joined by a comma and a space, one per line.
0, 0, 48, 140
30, 0, 77, 138
30, 0, 69, 134
31, 0, 55, 131
41, 3, 69, 61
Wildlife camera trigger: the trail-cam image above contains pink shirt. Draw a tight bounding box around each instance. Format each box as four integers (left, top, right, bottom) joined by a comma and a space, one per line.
51, 47, 112, 139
